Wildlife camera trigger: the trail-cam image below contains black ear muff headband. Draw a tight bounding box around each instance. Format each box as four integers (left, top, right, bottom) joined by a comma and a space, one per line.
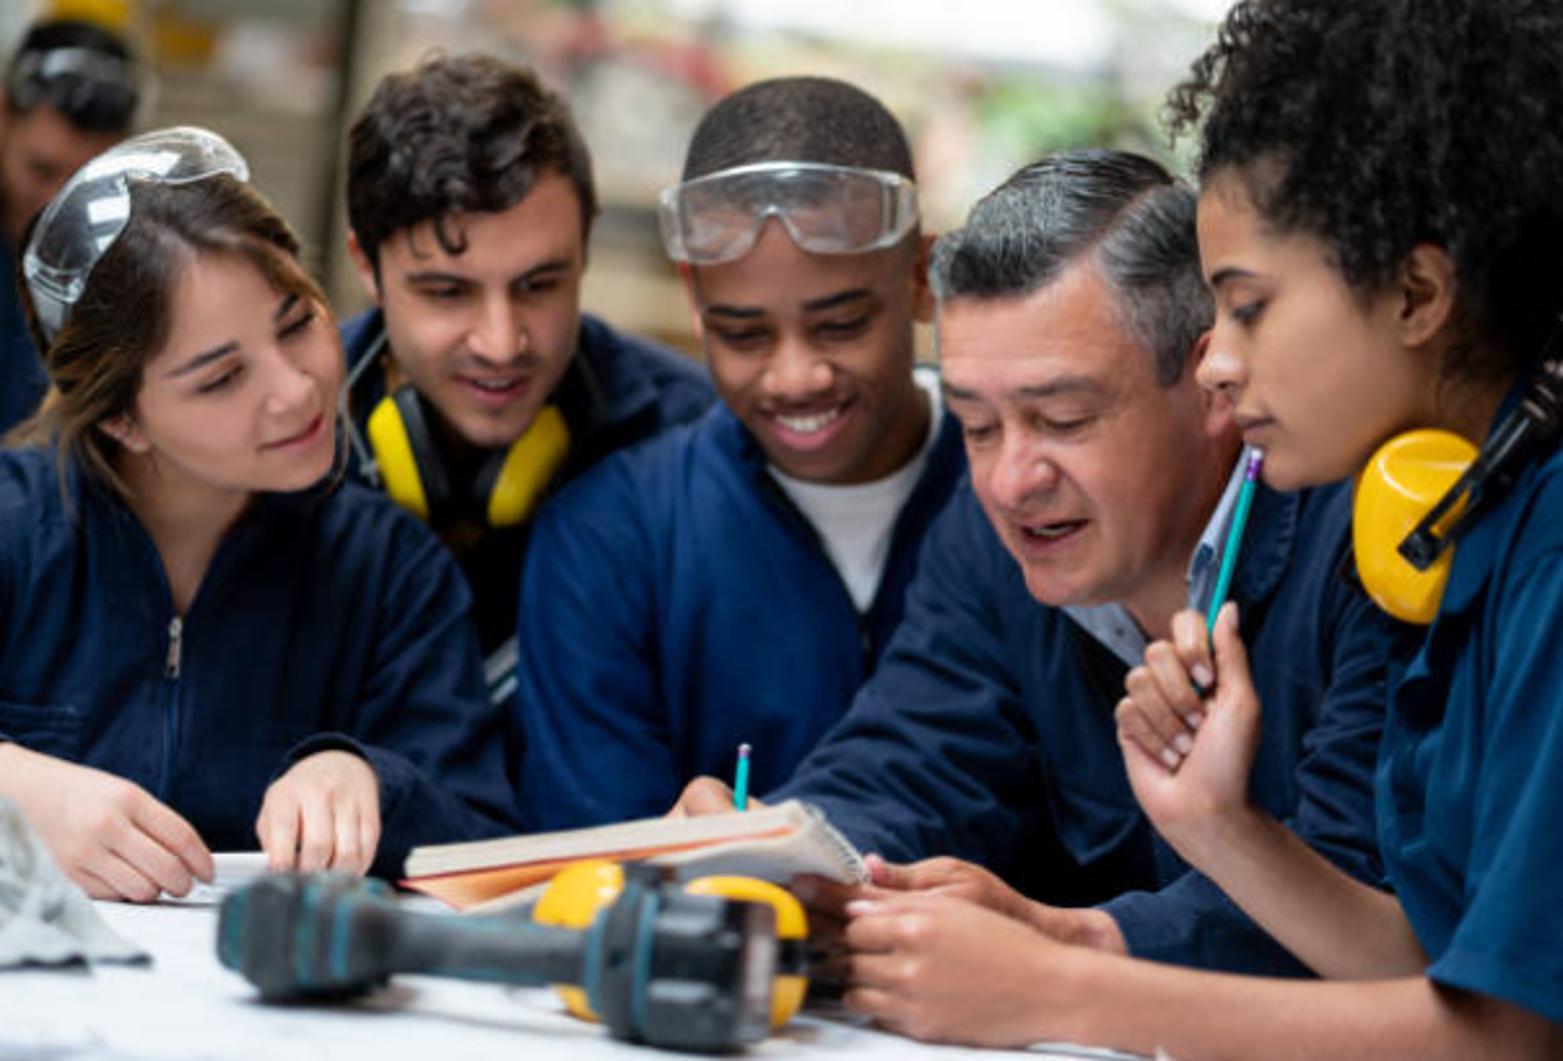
344, 332, 570, 528
1353, 336, 1563, 623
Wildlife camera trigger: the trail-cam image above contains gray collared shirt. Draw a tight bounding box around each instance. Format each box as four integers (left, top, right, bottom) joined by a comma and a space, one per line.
1063, 445, 1257, 667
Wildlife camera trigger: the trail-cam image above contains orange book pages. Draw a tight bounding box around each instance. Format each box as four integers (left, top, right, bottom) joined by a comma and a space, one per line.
400, 828, 796, 910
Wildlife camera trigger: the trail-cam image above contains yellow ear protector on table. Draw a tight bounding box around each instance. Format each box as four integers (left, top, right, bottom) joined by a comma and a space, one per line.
364, 385, 570, 528
533, 859, 810, 1030
1352, 352, 1563, 624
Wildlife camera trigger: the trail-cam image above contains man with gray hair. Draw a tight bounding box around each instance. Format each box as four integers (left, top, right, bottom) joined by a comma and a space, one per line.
676, 149, 1396, 998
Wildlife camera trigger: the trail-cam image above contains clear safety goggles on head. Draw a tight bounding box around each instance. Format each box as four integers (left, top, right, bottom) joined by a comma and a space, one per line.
23, 126, 249, 344
658, 161, 919, 265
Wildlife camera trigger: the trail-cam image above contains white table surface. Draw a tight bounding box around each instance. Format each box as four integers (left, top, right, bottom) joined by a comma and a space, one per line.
0, 900, 1139, 1061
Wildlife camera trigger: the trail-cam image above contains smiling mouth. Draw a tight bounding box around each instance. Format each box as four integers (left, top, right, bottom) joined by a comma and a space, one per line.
774, 405, 846, 435
462, 375, 525, 393
1021, 519, 1086, 541
264, 413, 324, 450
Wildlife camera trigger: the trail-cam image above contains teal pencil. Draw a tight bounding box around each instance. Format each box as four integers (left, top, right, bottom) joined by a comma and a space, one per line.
733, 743, 752, 811
1207, 449, 1265, 635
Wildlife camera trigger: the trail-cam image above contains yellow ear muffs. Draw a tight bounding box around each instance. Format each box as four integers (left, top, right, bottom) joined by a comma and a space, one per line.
367, 387, 569, 528
366, 387, 448, 522
532, 860, 808, 1030
1352, 429, 1477, 624
479, 404, 570, 527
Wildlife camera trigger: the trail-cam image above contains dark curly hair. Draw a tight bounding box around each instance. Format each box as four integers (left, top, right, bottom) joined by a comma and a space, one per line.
347, 53, 596, 271
1167, 0, 1563, 381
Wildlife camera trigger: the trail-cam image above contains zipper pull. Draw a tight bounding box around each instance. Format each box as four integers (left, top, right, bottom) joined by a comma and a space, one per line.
165, 616, 183, 680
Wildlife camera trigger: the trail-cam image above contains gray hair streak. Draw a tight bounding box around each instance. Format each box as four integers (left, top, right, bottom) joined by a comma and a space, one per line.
930, 149, 1211, 385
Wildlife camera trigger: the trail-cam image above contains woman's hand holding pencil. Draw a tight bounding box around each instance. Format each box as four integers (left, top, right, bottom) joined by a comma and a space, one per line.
1115, 602, 1266, 868
1112, 444, 1269, 858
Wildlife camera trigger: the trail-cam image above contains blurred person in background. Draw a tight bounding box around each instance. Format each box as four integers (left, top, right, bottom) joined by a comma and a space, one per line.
1, 16, 142, 433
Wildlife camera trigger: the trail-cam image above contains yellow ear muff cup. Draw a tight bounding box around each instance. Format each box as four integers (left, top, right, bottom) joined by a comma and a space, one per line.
367, 395, 431, 521
1353, 429, 1478, 624
533, 859, 625, 1021
683, 876, 809, 1029
486, 405, 570, 527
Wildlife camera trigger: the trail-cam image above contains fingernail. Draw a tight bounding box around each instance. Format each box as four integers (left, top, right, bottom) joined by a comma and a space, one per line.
1160, 747, 1181, 770
1173, 733, 1195, 756
1191, 663, 1213, 687
1187, 711, 1204, 729
845, 899, 878, 916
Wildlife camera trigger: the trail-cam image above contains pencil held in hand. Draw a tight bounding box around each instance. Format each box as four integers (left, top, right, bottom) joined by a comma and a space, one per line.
1206, 448, 1264, 635
734, 743, 752, 811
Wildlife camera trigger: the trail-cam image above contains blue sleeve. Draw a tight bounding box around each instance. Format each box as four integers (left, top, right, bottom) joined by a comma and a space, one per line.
1106, 548, 1392, 975
515, 461, 678, 829
1429, 549, 1563, 1025
0, 466, 27, 743
771, 489, 1052, 880
284, 515, 520, 878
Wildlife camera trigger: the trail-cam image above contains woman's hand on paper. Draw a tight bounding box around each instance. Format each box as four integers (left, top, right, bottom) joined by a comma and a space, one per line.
256, 749, 380, 875
1117, 603, 1264, 864
841, 891, 1071, 1047
0, 742, 213, 902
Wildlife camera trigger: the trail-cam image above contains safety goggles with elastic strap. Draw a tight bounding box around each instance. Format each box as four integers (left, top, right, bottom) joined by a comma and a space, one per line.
24, 125, 249, 344
658, 161, 918, 265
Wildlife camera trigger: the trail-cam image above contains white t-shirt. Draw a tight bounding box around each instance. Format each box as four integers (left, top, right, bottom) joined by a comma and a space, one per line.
769, 368, 943, 613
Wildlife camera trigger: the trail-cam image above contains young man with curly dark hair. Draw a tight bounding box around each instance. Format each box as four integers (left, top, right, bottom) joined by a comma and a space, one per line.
816, 1, 1563, 1055
339, 54, 713, 705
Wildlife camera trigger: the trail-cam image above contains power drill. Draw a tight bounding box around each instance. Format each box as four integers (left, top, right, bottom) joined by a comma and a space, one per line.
216, 863, 778, 1053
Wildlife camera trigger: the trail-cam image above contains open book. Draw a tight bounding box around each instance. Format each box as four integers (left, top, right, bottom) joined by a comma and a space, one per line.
401, 800, 868, 911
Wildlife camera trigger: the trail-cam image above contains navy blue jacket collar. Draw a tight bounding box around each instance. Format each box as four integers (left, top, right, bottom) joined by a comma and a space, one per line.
1232, 479, 1301, 611
1427, 374, 1544, 619
71, 450, 342, 565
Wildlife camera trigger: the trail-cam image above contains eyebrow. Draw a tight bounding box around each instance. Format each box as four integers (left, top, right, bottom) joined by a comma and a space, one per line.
941, 375, 1106, 403
803, 287, 872, 313
1208, 266, 1259, 291
403, 258, 572, 288
705, 287, 873, 320
166, 294, 299, 378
